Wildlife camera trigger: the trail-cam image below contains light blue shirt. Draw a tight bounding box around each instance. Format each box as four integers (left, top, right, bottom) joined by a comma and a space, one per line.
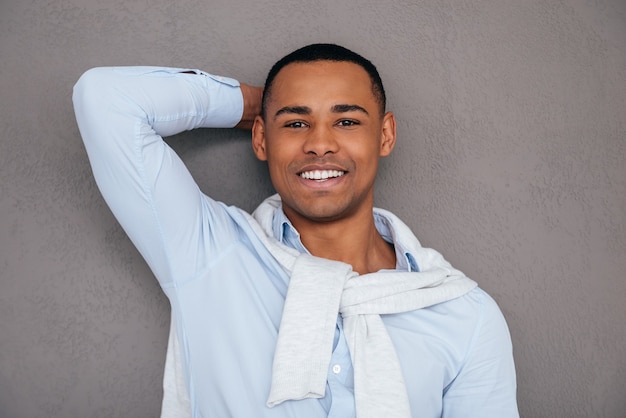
73, 66, 518, 418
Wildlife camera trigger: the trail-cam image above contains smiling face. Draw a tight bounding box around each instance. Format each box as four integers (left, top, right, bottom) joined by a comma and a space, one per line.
252, 60, 396, 226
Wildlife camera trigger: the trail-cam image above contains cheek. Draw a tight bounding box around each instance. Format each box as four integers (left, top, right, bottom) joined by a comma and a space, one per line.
264, 135, 295, 159
353, 142, 381, 163
266, 142, 303, 173
265, 154, 294, 190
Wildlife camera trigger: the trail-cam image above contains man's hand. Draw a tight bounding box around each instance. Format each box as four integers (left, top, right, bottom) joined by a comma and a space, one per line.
236, 83, 263, 130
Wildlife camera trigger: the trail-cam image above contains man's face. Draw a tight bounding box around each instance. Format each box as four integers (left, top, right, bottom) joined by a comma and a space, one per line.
252, 60, 396, 225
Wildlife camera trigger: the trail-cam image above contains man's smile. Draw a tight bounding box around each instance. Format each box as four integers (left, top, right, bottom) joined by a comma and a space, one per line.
299, 169, 346, 181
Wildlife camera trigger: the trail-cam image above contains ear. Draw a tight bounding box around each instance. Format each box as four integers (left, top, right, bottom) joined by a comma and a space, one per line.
379, 111, 397, 157
251, 115, 268, 161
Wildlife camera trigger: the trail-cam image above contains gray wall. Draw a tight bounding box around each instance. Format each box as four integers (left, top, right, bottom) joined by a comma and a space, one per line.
1, 0, 624, 417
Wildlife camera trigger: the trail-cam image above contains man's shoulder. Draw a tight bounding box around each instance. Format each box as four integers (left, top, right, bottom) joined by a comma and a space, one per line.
384, 286, 511, 370
384, 286, 505, 338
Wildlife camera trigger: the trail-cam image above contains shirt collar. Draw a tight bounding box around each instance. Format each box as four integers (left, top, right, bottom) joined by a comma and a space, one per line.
271, 204, 420, 272
272, 205, 308, 254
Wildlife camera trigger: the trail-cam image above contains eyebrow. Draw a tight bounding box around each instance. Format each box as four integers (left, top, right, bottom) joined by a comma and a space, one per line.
274, 106, 311, 120
331, 104, 369, 115
273, 104, 369, 120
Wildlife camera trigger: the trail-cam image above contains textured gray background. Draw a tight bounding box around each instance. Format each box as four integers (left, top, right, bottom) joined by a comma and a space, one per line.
1, 0, 625, 417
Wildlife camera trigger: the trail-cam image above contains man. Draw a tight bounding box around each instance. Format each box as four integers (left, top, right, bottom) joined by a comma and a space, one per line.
73, 43, 518, 417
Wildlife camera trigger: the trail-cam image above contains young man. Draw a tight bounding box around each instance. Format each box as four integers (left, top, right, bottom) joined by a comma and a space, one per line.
73, 44, 518, 417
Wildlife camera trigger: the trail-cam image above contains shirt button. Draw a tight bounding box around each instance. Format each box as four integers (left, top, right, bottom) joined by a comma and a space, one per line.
332, 364, 341, 374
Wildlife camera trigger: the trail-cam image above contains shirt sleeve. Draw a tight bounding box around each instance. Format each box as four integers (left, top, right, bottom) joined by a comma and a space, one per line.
72, 66, 245, 287
442, 291, 520, 418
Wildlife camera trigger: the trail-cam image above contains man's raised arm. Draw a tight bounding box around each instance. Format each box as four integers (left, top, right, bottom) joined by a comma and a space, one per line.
236, 82, 263, 130
72, 67, 261, 287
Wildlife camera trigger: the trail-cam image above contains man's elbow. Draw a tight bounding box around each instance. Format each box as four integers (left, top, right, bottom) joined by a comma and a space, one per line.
73, 67, 112, 115
72, 67, 124, 148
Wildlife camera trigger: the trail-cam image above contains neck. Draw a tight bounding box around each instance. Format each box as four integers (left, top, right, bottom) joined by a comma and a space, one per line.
287, 206, 396, 275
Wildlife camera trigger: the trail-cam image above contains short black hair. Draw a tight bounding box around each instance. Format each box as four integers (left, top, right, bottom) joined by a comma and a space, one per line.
261, 43, 386, 118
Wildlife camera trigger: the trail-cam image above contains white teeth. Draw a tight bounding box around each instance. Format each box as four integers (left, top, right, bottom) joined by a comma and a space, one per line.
300, 170, 345, 180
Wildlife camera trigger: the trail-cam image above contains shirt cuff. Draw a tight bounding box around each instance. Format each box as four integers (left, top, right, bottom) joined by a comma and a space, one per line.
196, 70, 244, 129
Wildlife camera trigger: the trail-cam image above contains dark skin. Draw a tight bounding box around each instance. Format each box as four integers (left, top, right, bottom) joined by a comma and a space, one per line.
235, 82, 264, 130
247, 61, 397, 274
194, 62, 396, 274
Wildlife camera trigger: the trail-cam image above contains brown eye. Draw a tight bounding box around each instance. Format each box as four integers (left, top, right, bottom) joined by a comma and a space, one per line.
337, 119, 359, 127
285, 121, 307, 128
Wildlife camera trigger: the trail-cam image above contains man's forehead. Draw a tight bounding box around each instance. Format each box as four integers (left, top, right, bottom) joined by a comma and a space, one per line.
273, 60, 370, 83
268, 61, 376, 104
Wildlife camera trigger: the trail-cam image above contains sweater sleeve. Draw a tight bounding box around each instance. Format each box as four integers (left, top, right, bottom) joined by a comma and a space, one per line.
72, 66, 244, 287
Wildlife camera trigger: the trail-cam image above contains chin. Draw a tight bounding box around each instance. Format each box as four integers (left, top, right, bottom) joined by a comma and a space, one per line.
292, 201, 356, 223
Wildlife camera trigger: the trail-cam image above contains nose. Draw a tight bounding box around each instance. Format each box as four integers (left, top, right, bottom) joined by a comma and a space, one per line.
302, 124, 339, 156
